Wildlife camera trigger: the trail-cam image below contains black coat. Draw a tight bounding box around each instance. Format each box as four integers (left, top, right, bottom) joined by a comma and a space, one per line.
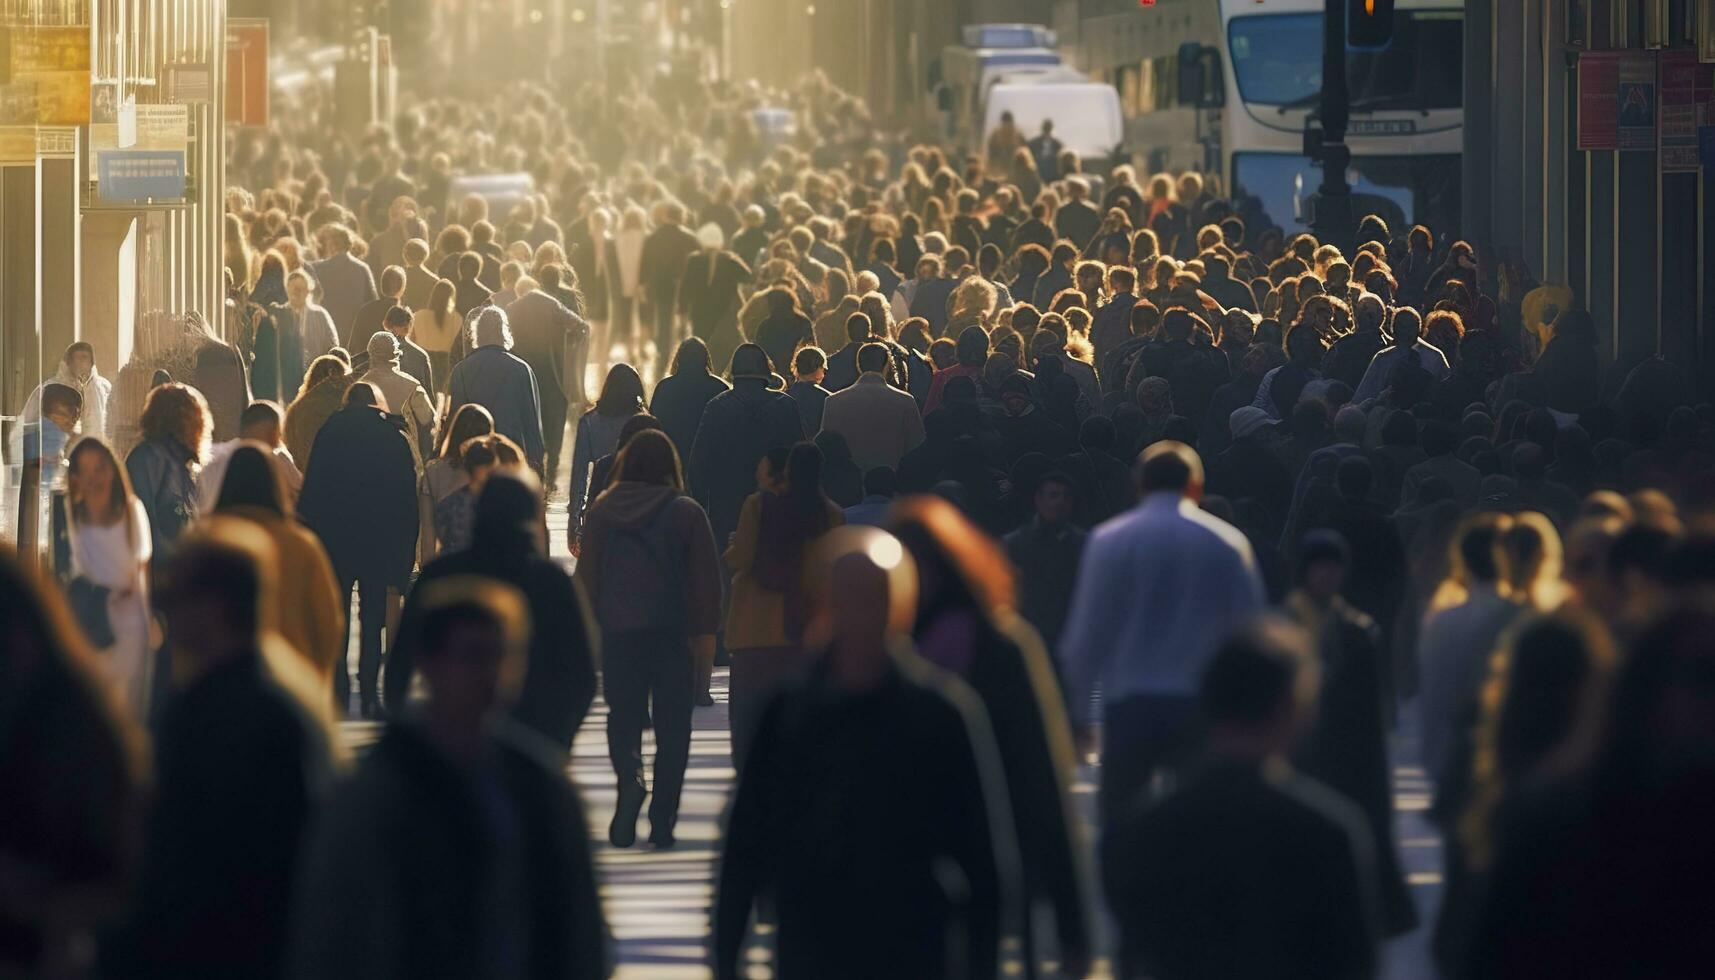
1104, 758, 1379, 980
105, 654, 331, 980
688, 378, 805, 547
1004, 519, 1087, 658
386, 526, 599, 750
650, 371, 730, 464
753, 311, 814, 379
287, 724, 608, 980
297, 404, 420, 586
714, 653, 1015, 980
1291, 595, 1417, 936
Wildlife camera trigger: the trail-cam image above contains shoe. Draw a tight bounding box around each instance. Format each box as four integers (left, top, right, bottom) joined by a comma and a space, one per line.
609, 789, 643, 848
695, 692, 715, 707
360, 695, 383, 720
648, 828, 676, 849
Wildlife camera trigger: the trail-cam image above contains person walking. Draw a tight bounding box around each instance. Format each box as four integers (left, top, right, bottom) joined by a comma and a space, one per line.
640, 202, 700, 363
1103, 618, 1380, 980
676, 223, 752, 376
64, 438, 155, 718
688, 343, 806, 557
296, 383, 419, 718
103, 531, 333, 980
416, 403, 495, 563
289, 579, 609, 980
282, 354, 350, 472
391, 472, 599, 752
506, 276, 588, 489
724, 442, 845, 761
208, 444, 347, 696
124, 383, 208, 572
310, 224, 378, 345
356, 330, 438, 469
889, 497, 1094, 979
447, 306, 546, 473
820, 343, 926, 474
576, 431, 722, 848
410, 278, 463, 398
714, 526, 1016, 980
650, 337, 730, 465
1060, 441, 1267, 828
569, 363, 646, 548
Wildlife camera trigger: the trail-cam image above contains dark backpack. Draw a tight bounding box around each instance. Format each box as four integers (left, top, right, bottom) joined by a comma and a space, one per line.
596, 501, 685, 635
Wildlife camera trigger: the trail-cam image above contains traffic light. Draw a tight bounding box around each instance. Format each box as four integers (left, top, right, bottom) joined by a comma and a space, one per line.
1347, 0, 1395, 49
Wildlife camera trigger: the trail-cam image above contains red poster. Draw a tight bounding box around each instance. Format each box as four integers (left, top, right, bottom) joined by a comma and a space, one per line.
1578, 51, 1619, 150
225, 20, 269, 127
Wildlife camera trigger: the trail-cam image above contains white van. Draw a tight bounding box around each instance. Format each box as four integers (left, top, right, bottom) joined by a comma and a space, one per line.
983, 82, 1125, 169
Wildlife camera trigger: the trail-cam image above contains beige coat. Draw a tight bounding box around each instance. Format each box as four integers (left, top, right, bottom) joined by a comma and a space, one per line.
723, 492, 844, 651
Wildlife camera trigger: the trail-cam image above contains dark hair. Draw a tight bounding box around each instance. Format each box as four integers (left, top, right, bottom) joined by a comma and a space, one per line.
418, 596, 508, 662
857, 342, 889, 374
595, 363, 646, 416
66, 438, 134, 530
239, 400, 283, 434
793, 346, 826, 377
1135, 441, 1200, 494
41, 382, 83, 418
846, 311, 872, 343
730, 343, 771, 378
955, 325, 990, 368
1200, 617, 1312, 725
345, 382, 380, 408
614, 429, 684, 490
863, 466, 898, 497
156, 534, 262, 636
216, 444, 286, 516
1457, 513, 1509, 583
438, 403, 496, 461
671, 336, 713, 377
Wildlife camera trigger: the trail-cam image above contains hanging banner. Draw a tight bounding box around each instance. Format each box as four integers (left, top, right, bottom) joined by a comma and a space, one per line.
1577, 51, 1620, 150
226, 20, 270, 127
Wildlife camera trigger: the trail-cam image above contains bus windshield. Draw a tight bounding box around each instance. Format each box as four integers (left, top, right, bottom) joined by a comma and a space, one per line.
1227, 10, 1464, 110
1231, 152, 1462, 240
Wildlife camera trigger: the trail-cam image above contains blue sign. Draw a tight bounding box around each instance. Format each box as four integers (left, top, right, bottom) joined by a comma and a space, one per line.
98, 149, 186, 202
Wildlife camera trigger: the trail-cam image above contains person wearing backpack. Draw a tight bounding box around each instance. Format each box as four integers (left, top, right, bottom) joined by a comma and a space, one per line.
723, 442, 845, 769
577, 430, 722, 849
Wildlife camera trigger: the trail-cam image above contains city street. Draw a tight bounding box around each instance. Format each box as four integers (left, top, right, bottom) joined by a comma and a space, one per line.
337, 494, 1449, 979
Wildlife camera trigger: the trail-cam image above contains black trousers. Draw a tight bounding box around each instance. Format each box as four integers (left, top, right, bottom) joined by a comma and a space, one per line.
650, 293, 678, 359
542, 393, 569, 485
336, 573, 388, 711
603, 630, 694, 836
1098, 694, 1200, 833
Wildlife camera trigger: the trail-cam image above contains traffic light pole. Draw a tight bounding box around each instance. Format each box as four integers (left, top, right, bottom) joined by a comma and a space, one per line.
1312, 0, 1356, 250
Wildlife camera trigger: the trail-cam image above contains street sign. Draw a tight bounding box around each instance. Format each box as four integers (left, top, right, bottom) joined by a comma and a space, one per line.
98, 150, 187, 203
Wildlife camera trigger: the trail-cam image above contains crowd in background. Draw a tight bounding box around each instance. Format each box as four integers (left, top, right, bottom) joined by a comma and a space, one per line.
6, 58, 1715, 980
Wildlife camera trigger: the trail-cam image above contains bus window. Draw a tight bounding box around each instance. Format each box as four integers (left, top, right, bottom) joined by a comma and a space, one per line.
1231, 152, 1461, 240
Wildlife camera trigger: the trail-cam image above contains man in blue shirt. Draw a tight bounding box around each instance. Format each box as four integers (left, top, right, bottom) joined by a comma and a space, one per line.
1060, 440, 1267, 830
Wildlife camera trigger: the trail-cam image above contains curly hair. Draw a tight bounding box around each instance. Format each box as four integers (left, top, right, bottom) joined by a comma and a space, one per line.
138, 382, 211, 462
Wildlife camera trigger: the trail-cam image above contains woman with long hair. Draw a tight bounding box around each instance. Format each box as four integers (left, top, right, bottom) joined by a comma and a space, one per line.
210, 443, 346, 690
410, 278, 463, 399
648, 337, 731, 466
65, 437, 155, 717
724, 441, 845, 763
283, 354, 351, 470
124, 383, 209, 568
884, 495, 1091, 977
416, 402, 496, 564
576, 430, 723, 848
569, 363, 647, 545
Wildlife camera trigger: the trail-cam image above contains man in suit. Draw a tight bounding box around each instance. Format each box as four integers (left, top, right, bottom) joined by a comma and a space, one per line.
1054, 177, 1101, 253
505, 277, 588, 489
366, 195, 425, 280
640, 201, 701, 363
310, 224, 378, 347
819, 343, 926, 474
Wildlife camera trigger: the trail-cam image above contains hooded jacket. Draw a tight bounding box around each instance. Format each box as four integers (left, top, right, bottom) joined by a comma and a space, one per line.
575, 482, 723, 639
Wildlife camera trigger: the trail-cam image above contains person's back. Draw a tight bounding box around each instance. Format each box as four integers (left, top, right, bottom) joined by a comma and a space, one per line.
730, 657, 1005, 978
1108, 759, 1377, 980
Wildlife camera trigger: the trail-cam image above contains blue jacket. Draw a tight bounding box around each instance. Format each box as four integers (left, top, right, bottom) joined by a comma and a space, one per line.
124, 436, 199, 566
448, 345, 545, 466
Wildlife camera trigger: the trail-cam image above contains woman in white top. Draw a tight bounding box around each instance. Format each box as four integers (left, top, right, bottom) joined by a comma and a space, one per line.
65, 437, 155, 718
410, 277, 464, 401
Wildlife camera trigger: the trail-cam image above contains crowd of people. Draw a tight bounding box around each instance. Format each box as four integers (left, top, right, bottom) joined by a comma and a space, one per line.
6, 59, 1715, 980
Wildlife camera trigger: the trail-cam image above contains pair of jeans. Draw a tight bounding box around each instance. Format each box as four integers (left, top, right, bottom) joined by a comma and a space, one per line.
603, 630, 694, 837
335, 573, 388, 712
1098, 694, 1201, 834
541, 393, 569, 488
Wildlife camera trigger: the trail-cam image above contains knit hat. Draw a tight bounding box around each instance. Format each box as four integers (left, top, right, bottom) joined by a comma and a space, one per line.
1229, 406, 1271, 440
